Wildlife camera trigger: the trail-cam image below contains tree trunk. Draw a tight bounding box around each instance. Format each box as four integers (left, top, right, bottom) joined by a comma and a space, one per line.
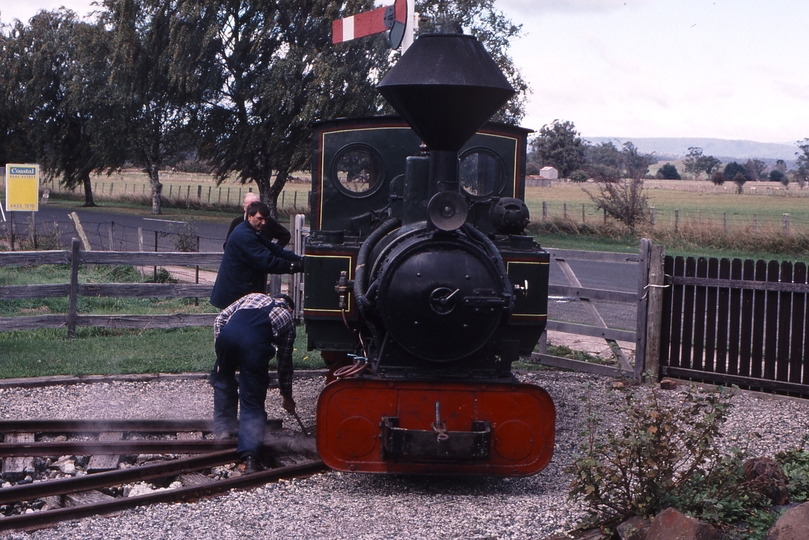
148, 165, 162, 214
268, 169, 289, 219
81, 172, 97, 207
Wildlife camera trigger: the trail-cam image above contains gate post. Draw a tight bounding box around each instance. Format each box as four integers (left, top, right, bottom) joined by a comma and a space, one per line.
634, 239, 651, 380
643, 243, 666, 382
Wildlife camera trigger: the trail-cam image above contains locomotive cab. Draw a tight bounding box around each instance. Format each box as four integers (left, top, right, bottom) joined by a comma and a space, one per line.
304, 32, 554, 476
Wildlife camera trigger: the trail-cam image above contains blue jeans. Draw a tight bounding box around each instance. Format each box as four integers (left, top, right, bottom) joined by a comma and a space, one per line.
213, 308, 274, 458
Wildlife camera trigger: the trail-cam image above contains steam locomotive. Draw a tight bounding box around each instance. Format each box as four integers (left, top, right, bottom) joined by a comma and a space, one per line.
302, 32, 555, 476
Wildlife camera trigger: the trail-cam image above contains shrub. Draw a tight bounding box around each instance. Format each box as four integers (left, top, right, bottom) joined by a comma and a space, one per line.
584, 177, 649, 232
569, 170, 589, 183
657, 163, 681, 180
566, 384, 768, 527
776, 448, 809, 502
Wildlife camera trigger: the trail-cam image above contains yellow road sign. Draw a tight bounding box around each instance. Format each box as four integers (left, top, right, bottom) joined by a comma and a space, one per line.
5, 164, 40, 212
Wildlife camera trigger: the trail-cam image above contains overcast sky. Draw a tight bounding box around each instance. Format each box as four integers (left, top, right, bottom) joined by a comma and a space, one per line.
4, 0, 808, 144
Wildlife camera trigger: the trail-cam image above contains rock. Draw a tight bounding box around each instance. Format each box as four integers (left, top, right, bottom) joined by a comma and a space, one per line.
617, 516, 650, 540
766, 502, 809, 540
58, 460, 76, 474
646, 508, 716, 540
659, 379, 678, 390
744, 457, 790, 505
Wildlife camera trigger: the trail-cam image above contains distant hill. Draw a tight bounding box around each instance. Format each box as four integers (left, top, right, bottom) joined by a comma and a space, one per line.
585, 137, 799, 163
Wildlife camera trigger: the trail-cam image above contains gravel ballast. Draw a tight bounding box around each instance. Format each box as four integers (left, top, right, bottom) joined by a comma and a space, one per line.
1, 370, 808, 540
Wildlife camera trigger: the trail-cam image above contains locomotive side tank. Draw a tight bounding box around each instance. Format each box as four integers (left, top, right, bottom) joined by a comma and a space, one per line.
304, 31, 555, 475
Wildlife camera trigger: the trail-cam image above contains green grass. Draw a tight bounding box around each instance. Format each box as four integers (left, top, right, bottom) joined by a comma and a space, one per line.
0, 326, 323, 378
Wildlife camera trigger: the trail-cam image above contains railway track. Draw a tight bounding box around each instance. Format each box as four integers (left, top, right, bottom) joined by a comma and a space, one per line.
0, 419, 325, 532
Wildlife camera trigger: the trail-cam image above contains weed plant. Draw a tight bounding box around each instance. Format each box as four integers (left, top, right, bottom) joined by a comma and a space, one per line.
776, 447, 809, 502
566, 383, 771, 530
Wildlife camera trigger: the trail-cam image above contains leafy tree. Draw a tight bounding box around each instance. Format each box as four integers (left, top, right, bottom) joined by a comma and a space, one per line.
744, 158, 766, 181
732, 173, 747, 194
102, 0, 213, 214
683, 147, 722, 180
584, 141, 622, 180
657, 163, 681, 180
796, 139, 809, 187
769, 169, 785, 183
530, 120, 586, 178
621, 141, 654, 180
711, 171, 725, 185
7, 9, 115, 206
724, 161, 751, 183
171, 0, 389, 216
0, 23, 38, 165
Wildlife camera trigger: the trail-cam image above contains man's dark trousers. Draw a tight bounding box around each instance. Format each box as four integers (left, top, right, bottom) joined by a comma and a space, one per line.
212, 305, 276, 458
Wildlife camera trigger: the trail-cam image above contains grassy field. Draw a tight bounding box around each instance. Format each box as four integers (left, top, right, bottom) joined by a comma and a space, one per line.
0, 327, 323, 378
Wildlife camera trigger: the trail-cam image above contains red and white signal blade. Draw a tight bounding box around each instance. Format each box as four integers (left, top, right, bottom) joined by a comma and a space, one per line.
332, 0, 408, 45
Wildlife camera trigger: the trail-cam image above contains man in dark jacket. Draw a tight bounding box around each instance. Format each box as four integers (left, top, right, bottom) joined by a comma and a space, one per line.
210, 202, 303, 309
212, 292, 297, 473
223, 192, 290, 249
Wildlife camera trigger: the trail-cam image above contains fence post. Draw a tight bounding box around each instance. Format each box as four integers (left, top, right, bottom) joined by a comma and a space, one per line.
31, 211, 37, 250
154, 230, 159, 281
138, 227, 144, 251
68, 212, 92, 251
581, 204, 585, 223
643, 243, 665, 382
723, 213, 727, 233
783, 213, 790, 235
634, 239, 651, 380
753, 214, 758, 234
67, 238, 80, 338
198, 185, 203, 200
8, 212, 14, 251
675, 210, 679, 233
650, 207, 655, 226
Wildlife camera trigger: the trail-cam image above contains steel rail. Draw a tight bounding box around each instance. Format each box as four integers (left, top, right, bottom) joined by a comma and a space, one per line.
0, 418, 282, 433
0, 439, 237, 457
0, 460, 328, 532
0, 449, 240, 504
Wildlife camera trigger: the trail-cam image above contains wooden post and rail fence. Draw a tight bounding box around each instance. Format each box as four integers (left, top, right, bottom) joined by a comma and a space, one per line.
2, 237, 808, 398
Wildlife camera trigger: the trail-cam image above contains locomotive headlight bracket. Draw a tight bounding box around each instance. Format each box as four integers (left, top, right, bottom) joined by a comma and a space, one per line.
427, 191, 468, 231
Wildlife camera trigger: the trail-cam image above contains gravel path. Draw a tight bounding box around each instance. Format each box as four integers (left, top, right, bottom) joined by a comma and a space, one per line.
0, 371, 807, 540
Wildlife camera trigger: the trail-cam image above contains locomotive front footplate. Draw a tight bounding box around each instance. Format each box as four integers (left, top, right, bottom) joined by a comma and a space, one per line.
316, 379, 555, 476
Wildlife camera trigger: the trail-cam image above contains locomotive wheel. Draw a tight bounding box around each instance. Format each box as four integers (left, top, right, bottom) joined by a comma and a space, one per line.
316, 379, 555, 476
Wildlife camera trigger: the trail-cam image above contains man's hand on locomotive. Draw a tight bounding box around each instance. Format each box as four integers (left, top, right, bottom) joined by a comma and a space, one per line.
288, 259, 305, 274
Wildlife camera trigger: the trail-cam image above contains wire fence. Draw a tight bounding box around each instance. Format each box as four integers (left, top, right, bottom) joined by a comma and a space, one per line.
527, 201, 809, 235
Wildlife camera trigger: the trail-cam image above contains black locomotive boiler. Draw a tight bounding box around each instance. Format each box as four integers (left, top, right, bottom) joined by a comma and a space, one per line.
303, 32, 555, 476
